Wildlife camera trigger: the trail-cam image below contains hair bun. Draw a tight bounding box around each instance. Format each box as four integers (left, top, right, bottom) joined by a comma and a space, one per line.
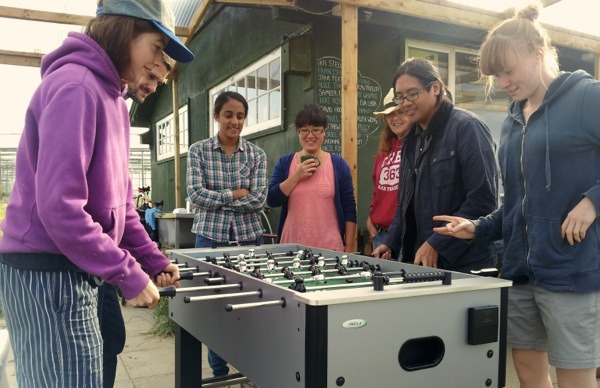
516, 3, 540, 22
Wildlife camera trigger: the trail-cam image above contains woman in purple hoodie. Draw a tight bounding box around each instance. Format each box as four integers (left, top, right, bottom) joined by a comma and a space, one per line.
0, 1, 194, 386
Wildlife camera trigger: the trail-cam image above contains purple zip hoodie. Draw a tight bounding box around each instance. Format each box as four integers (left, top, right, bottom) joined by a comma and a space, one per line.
0, 32, 169, 299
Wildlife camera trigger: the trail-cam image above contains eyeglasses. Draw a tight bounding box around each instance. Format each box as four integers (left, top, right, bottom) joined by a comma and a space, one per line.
392, 80, 436, 104
298, 127, 325, 136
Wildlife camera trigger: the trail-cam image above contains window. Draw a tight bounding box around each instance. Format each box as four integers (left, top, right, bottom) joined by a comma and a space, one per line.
156, 104, 189, 161
406, 41, 509, 111
209, 49, 282, 136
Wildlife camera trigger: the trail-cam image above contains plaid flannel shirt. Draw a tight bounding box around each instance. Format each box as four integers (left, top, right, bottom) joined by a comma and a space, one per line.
187, 135, 267, 242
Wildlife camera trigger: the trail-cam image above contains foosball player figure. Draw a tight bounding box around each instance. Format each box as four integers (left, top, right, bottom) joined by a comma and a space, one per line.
292, 255, 301, 269
360, 264, 373, 279
266, 257, 277, 272
238, 257, 248, 273
251, 267, 265, 280
317, 255, 326, 269
223, 258, 235, 270
281, 267, 295, 280
289, 276, 306, 293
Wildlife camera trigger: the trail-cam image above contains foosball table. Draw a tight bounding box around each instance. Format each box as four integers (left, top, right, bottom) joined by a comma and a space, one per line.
166, 244, 511, 388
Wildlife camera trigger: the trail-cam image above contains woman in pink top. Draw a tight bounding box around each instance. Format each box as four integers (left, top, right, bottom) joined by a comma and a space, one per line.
268, 105, 357, 251
367, 88, 411, 253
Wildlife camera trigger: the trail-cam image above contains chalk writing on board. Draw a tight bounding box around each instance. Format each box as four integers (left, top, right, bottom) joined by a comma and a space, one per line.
316, 56, 383, 154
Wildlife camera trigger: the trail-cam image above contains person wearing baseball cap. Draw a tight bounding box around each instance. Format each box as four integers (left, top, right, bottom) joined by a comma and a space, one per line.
366, 88, 411, 255
96, 0, 195, 63
0, 0, 193, 386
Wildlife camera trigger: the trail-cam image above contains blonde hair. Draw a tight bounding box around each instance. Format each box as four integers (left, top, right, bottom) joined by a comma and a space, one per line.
478, 2, 559, 96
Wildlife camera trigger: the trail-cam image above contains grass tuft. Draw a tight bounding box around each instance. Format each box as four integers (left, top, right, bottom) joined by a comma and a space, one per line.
147, 297, 174, 338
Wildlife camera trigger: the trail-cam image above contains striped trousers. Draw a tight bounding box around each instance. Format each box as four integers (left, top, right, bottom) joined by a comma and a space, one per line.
0, 263, 102, 387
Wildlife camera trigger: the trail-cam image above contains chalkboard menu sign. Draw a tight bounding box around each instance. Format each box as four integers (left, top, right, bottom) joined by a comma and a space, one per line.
316, 56, 383, 154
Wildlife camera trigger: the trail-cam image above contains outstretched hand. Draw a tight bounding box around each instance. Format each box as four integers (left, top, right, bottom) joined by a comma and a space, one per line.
432, 215, 476, 240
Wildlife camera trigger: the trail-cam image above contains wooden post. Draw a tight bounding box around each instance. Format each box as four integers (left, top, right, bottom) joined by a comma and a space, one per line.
595, 53, 600, 80
172, 75, 182, 209
341, 3, 358, 251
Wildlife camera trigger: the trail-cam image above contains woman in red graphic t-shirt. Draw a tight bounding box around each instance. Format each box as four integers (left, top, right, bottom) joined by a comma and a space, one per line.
366, 88, 411, 253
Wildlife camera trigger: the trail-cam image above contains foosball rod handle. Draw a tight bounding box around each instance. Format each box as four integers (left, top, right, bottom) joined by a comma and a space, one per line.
401, 270, 452, 285
158, 285, 177, 298
225, 297, 286, 312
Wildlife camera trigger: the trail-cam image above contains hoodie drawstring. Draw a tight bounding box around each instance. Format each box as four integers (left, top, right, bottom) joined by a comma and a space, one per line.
544, 106, 551, 191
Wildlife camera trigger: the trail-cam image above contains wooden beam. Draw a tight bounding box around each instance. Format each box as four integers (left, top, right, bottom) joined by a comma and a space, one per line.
174, 26, 190, 37
170, 0, 214, 74
0, 49, 42, 67
541, 0, 565, 7
0, 5, 189, 36
341, 3, 358, 252
172, 75, 182, 208
330, 0, 600, 53
215, 0, 294, 5
332, 0, 502, 31
0, 5, 92, 26
184, 0, 214, 45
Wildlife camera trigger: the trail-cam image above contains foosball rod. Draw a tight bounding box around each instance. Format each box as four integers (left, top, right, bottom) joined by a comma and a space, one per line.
184, 289, 263, 303
177, 271, 212, 280
178, 266, 201, 272
300, 276, 438, 291
225, 297, 286, 312
233, 258, 364, 274
172, 283, 243, 293
202, 251, 289, 261
262, 265, 369, 278
204, 255, 340, 267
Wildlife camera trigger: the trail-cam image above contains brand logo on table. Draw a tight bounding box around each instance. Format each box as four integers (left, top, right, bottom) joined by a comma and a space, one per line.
342, 319, 367, 329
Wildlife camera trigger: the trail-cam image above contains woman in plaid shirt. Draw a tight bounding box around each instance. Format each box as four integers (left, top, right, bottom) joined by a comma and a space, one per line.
186, 91, 267, 378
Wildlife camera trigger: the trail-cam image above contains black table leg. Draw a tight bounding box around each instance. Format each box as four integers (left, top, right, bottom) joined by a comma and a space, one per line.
175, 324, 203, 387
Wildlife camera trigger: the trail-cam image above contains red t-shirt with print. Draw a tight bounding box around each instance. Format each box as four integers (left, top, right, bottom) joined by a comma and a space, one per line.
369, 138, 402, 230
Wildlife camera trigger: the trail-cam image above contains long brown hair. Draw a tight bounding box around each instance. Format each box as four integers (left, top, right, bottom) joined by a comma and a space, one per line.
377, 120, 398, 155
85, 12, 157, 77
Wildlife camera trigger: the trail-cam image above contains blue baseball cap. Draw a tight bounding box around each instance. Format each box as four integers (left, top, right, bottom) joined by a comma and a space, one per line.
97, 0, 195, 63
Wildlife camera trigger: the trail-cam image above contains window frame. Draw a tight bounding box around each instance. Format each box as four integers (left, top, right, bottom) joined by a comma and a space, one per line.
156, 104, 189, 162
209, 48, 282, 137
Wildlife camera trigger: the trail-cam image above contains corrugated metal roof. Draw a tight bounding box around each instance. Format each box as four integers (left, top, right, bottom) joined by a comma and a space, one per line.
171, 0, 205, 28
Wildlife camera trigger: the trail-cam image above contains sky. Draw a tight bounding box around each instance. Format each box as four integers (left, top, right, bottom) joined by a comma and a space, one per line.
0, 0, 599, 148
0, 0, 144, 148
